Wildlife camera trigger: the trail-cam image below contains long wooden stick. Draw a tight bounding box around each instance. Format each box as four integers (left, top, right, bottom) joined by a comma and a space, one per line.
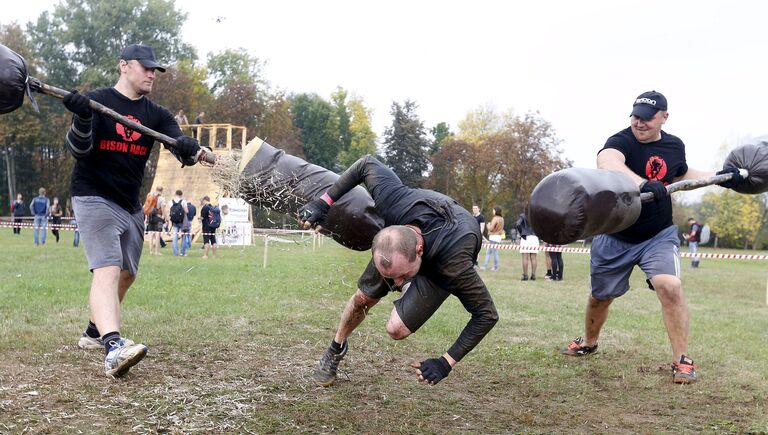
640, 170, 748, 203
31, 79, 216, 164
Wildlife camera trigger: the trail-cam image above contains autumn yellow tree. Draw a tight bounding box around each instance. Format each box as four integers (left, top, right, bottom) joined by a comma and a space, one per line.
426, 106, 570, 219
700, 190, 765, 249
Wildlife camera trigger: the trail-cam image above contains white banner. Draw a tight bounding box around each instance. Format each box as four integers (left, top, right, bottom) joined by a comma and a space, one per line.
218, 197, 252, 246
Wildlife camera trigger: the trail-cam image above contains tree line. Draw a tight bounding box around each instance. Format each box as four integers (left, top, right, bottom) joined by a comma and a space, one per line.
1, 0, 764, 248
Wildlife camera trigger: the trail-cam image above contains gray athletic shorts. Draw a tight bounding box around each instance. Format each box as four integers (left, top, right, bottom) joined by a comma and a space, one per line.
590, 224, 680, 300
72, 196, 145, 276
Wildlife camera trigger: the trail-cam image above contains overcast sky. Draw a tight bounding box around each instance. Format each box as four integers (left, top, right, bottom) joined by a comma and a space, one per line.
4, 0, 768, 176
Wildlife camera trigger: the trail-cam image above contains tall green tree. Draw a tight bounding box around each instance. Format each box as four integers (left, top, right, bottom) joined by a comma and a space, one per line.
27, 0, 196, 90
331, 87, 352, 155
290, 93, 340, 170
382, 100, 429, 187
258, 91, 304, 158
206, 48, 265, 95
0, 23, 69, 212
430, 122, 452, 155
338, 95, 376, 168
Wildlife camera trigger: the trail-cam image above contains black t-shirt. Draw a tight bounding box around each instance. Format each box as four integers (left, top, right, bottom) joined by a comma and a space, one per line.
70, 88, 181, 213
601, 127, 687, 243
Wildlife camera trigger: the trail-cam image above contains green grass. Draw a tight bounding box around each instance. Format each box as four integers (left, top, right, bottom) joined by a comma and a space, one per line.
0, 229, 767, 433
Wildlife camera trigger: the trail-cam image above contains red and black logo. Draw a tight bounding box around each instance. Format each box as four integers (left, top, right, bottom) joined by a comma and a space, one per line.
116, 115, 143, 142
645, 155, 667, 181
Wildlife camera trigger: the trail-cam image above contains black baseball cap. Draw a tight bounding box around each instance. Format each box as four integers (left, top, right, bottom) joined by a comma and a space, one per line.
630, 90, 667, 120
120, 44, 166, 72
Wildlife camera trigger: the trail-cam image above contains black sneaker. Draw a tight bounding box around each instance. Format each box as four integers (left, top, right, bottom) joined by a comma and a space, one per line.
560, 337, 598, 356
521, 274, 528, 281
530, 274, 536, 281
313, 341, 348, 387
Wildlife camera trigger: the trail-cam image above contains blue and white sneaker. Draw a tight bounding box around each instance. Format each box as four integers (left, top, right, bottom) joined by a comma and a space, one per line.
78, 332, 134, 350
104, 339, 148, 378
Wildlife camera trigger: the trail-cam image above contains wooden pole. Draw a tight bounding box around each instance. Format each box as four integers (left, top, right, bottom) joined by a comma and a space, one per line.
263, 235, 269, 269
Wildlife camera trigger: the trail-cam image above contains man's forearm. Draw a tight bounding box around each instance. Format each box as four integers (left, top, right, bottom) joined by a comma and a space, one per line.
326, 156, 372, 202
65, 115, 93, 158
446, 308, 499, 362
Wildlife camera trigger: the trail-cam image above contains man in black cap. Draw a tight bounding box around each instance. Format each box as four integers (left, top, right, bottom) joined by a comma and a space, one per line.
560, 91, 745, 384
61, 43, 202, 378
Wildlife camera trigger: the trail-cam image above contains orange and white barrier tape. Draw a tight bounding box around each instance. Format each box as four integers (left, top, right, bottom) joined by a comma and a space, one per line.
481, 242, 768, 260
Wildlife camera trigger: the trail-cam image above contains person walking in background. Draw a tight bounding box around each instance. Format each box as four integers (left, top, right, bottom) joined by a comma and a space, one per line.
481, 206, 504, 271
200, 196, 218, 259
50, 196, 64, 243
182, 200, 196, 254
62, 43, 202, 377
30, 187, 50, 246
169, 189, 189, 257
11, 192, 26, 235
516, 207, 539, 281
683, 217, 702, 268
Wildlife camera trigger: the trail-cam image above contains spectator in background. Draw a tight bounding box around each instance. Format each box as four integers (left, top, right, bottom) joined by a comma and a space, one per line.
200, 196, 217, 259
543, 242, 554, 279
30, 187, 50, 246
11, 192, 26, 235
683, 217, 702, 268
192, 111, 205, 139
516, 207, 539, 281
144, 187, 164, 255
481, 206, 504, 271
50, 196, 64, 243
549, 244, 564, 281
169, 189, 189, 257
174, 108, 188, 127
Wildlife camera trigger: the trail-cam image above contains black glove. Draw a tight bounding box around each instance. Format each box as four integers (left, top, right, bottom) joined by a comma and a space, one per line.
419, 357, 452, 385
63, 90, 92, 119
299, 197, 331, 228
716, 167, 744, 189
639, 180, 668, 202
174, 135, 201, 162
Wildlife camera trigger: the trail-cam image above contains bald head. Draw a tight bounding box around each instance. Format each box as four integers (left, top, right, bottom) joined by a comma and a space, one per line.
372, 226, 419, 269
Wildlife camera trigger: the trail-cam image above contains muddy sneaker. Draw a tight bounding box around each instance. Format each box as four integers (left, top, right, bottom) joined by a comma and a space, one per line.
560, 337, 598, 356
313, 341, 348, 387
78, 332, 134, 350
672, 355, 697, 384
78, 333, 103, 350
104, 340, 148, 378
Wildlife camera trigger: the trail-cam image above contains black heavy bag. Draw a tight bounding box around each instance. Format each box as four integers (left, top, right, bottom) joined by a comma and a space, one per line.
530, 168, 641, 245
723, 139, 768, 194
238, 138, 384, 251
0, 44, 29, 114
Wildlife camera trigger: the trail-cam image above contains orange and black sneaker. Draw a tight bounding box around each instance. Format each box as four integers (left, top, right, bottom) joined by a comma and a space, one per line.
560, 337, 598, 356
672, 355, 697, 384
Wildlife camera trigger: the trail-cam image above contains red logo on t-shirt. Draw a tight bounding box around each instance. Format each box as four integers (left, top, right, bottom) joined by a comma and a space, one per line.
645, 155, 667, 181
116, 115, 143, 142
